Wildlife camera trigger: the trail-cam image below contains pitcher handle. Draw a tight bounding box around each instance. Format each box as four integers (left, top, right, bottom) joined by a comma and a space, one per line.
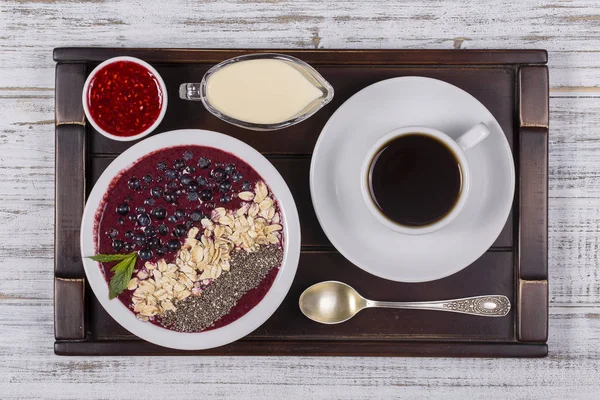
179, 83, 203, 101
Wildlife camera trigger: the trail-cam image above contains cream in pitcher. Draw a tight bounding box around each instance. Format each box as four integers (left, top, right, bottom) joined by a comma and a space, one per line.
206, 58, 322, 124
179, 54, 334, 130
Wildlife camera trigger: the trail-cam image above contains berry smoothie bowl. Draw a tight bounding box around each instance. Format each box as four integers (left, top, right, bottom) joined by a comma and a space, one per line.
80, 130, 300, 350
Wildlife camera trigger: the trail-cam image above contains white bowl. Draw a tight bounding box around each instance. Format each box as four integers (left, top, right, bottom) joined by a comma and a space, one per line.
82, 56, 168, 142
80, 129, 301, 350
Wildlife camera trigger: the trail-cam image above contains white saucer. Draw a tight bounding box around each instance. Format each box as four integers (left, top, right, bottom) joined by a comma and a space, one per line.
310, 77, 515, 282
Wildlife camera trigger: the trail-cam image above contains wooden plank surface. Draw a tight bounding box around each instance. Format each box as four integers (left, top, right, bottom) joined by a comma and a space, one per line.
53, 47, 548, 64
84, 251, 515, 343
79, 52, 520, 356
1, 0, 599, 398
88, 64, 518, 155
1, 0, 599, 94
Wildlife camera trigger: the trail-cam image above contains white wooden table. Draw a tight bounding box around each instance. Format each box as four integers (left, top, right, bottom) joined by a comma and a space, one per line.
1, 1, 599, 398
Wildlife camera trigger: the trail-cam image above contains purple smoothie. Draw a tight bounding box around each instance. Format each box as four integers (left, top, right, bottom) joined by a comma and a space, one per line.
94, 144, 282, 331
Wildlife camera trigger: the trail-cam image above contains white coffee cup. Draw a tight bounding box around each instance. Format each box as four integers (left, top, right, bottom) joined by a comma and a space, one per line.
360, 123, 490, 235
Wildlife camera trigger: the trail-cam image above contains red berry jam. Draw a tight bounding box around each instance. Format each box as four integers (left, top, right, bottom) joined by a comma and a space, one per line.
86, 60, 164, 137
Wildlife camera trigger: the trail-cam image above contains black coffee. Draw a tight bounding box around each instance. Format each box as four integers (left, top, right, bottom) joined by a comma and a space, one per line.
368, 134, 462, 227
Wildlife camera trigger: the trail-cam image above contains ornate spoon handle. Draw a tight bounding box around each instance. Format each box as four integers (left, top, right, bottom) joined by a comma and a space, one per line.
367, 295, 511, 317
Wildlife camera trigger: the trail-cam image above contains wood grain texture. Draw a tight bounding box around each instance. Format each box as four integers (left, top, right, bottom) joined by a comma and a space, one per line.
518, 280, 549, 342
54, 63, 86, 125
53, 47, 548, 64
1, 303, 598, 400
519, 127, 549, 281
0, 0, 599, 397
54, 124, 85, 278
518, 66, 549, 282
54, 278, 85, 340
1, 0, 600, 94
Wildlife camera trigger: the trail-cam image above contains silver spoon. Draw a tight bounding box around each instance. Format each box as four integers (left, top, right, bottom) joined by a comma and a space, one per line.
299, 281, 511, 324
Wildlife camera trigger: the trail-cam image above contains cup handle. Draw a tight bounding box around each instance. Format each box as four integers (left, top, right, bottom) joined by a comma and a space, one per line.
179, 83, 203, 101
456, 123, 490, 151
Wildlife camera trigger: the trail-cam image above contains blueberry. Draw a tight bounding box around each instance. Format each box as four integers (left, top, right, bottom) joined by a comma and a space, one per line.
188, 191, 199, 201
232, 171, 243, 182
112, 239, 124, 252
128, 214, 137, 222
165, 169, 177, 180
118, 218, 125, 225
211, 168, 226, 182
224, 163, 236, 174
184, 166, 196, 174
157, 161, 167, 171
185, 220, 193, 229
127, 177, 141, 190
156, 246, 167, 256
133, 233, 147, 247
206, 181, 217, 189
173, 224, 187, 237
219, 195, 231, 204
167, 181, 178, 189
199, 189, 213, 201
164, 191, 176, 203
151, 207, 166, 220
168, 215, 178, 223
139, 248, 153, 261
116, 203, 130, 215
197, 157, 211, 169
219, 180, 232, 193
241, 181, 252, 191
144, 198, 156, 206
176, 188, 186, 197
144, 226, 157, 237
137, 213, 151, 227
124, 242, 134, 252
175, 209, 186, 219
147, 237, 160, 249
196, 176, 207, 186
187, 181, 199, 192
125, 230, 134, 239
167, 239, 181, 252
179, 175, 192, 185
143, 174, 153, 184
183, 151, 193, 161
158, 224, 169, 236
150, 187, 163, 198
135, 206, 146, 214
190, 211, 203, 222
175, 159, 187, 170
106, 228, 118, 238
205, 202, 215, 210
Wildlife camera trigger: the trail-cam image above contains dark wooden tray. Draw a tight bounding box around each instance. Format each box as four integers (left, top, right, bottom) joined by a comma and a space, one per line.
54, 48, 549, 357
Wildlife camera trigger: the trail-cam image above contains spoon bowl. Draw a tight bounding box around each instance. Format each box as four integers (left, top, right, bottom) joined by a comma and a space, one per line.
299, 281, 367, 324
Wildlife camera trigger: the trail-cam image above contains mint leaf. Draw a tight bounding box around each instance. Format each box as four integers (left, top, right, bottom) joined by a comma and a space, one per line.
87, 252, 135, 262
110, 252, 136, 272
108, 254, 138, 300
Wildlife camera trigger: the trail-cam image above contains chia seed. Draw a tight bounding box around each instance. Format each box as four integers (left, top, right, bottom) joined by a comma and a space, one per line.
159, 245, 283, 332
